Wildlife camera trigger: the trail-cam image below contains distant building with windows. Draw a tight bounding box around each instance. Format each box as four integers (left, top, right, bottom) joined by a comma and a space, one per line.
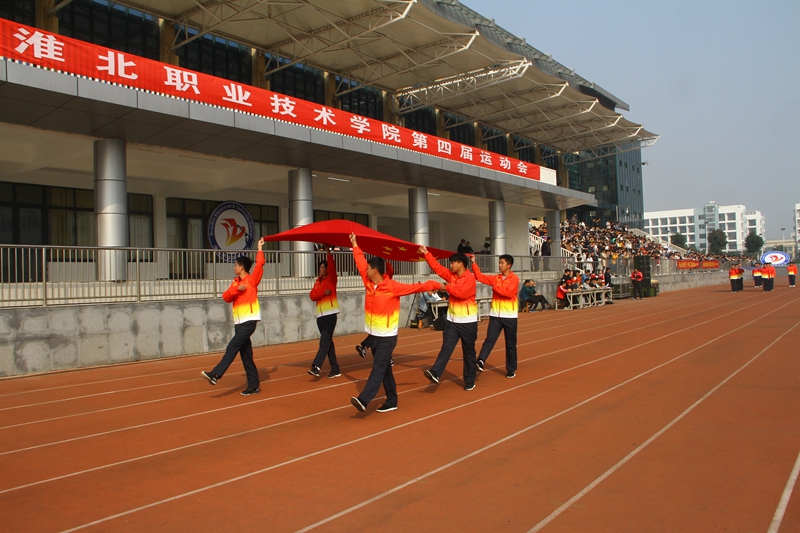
644, 202, 764, 253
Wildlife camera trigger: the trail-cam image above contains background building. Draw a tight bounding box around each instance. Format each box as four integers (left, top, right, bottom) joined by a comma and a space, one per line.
645, 202, 761, 253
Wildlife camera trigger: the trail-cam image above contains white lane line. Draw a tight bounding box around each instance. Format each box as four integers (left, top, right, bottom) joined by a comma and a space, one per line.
0, 294, 728, 424
0, 290, 768, 494
528, 320, 800, 533
55, 296, 799, 533
0, 294, 745, 453
767, 448, 800, 533
295, 302, 800, 533
0, 294, 685, 398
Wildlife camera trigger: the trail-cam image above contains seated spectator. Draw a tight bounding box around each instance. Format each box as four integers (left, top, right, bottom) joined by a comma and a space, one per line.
520, 279, 549, 312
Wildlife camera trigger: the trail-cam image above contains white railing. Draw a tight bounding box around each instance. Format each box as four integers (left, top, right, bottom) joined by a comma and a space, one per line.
0, 245, 577, 308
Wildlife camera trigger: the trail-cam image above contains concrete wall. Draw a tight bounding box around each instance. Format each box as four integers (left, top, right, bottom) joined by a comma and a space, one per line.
0, 272, 730, 378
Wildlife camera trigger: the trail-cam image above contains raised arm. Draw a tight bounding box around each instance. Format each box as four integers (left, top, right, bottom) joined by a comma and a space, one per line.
390, 279, 441, 297
350, 233, 370, 287
249, 238, 266, 287
470, 261, 494, 286
420, 247, 452, 282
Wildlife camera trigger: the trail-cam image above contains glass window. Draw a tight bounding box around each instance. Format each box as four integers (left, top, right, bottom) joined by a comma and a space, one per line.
679, 216, 686, 224
679, 226, 687, 234
688, 216, 694, 223
660, 218, 667, 225
748, 219, 756, 226
336, 77, 384, 121
265, 55, 325, 104
175, 27, 252, 84
719, 215, 725, 222
727, 232, 736, 240
58, 0, 159, 60
669, 217, 677, 224
727, 213, 736, 221
404, 106, 438, 136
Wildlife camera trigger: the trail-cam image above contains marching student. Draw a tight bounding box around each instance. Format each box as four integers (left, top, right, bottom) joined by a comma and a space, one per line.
762, 261, 775, 292
752, 263, 763, 288
421, 247, 478, 391
728, 263, 744, 292
471, 254, 520, 379
308, 246, 340, 379
201, 238, 265, 396
787, 262, 797, 287
349, 234, 440, 414
356, 260, 394, 367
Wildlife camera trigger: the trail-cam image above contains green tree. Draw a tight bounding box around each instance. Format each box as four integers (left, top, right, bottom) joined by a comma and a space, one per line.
744, 232, 764, 255
670, 233, 687, 249
707, 229, 728, 254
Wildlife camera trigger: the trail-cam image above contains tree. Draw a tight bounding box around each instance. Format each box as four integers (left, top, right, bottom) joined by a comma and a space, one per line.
670, 233, 687, 249
744, 232, 764, 255
707, 229, 728, 254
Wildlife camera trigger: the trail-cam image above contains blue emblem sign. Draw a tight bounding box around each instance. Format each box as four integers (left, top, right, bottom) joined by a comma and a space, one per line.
759, 250, 791, 266
208, 201, 255, 262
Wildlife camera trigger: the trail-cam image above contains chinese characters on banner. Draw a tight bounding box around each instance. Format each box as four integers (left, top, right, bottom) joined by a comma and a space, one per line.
1, 19, 543, 182
676, 260, 720, 270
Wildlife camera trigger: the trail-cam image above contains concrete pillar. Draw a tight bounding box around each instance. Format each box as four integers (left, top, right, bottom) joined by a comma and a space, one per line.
94, 139, 128, 281
409, 187, 430, 275
547, 209, 561, 262
489, 200, 506, 256
288, 168, 315, 277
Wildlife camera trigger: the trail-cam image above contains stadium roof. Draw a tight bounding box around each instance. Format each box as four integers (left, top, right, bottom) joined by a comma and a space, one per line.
112, 0, 658, 154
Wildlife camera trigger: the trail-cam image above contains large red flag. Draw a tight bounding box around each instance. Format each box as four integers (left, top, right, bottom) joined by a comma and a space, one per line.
261, 220, 454, 261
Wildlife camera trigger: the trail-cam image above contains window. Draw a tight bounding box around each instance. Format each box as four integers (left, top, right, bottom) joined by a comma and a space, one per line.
0, 0, 35, 25
679, 226, 687, 234
688, 216, 694, 223
403, 106, 437, 136
679, 216, 686, 224
443, 113, 475, 147
727, 232, 736, 241
265, 55, 325, 104
166, 198, 279, 250
719, 215, 726, 222
482, 126, 507, 156
669, 217, 677, 224
0, 181, 152, 247
727, 213, 736, 221
58, 0, 159, 60
643, 220, 649, 227
660, 218, 668, 226
314, 210, 368, 227
336, 77, 384, 121
727, 222, 736, 231
748, 219, 756, 226
175, 27, 252, 84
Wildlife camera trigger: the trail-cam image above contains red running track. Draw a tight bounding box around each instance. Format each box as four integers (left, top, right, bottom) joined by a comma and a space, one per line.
1, 283, 799, 532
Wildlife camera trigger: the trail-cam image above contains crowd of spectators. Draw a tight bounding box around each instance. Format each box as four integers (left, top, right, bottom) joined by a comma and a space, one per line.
531, 216, 743, 263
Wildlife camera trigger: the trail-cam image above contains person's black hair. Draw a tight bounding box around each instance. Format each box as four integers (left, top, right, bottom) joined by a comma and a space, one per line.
236, 255, 253, 273
449, 253, 469, 268
367, 256, 385, 276
499, 254, 514, 266
318, 259, 328, 271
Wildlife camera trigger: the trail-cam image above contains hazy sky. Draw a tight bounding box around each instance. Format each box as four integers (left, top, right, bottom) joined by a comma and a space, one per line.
462, 0, 800, 240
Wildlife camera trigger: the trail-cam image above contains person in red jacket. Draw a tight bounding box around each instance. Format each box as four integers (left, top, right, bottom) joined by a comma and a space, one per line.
308, 245, 340, 379
762, 262, 776, 292
202, 238, 265, 396
728, 263, 744, 293
752, 264, 763, 288
630, 268, 644, 300
420, 246, 479, 391
787, 262, 797, 287
349, 234, 440, 414
356, 260, 394, 362
472, 254, 520, 378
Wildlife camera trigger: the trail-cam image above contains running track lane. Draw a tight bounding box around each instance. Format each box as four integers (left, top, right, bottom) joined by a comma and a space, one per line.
1, 284, 798, 532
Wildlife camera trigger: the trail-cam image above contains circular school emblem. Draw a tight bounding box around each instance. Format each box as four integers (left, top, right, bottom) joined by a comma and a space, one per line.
208, 201, 255, 262
759, 251, 790, 266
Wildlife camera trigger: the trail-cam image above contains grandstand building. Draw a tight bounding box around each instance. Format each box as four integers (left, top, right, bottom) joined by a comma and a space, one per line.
0, 0, 656, 256
795, 203, 800, 257
0, 0, 659, 373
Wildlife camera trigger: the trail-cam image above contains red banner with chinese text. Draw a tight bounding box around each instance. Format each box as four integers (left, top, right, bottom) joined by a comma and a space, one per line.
677, 260, 720, 270
0, 19, 545, 182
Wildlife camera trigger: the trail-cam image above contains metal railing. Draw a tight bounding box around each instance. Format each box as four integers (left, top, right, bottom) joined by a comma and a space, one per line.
0, 245, 581, 308
0, 245, 731, 308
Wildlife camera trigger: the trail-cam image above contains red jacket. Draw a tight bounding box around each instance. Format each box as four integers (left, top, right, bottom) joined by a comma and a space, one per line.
354, 247, 439, 336
425, 252, 477, 323
472, 263, 519, 318
630, 270, 644, 282
223, 253, 265, 325
309, 252, 339, 317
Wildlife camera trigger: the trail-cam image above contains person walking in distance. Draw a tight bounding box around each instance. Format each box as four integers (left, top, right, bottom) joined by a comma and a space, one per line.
630, 267, 644, 300
787, 261, 797, 287
349, 233, 440, 414
202, 238, 265, 396
308, 245, 341, 379
752, 263, 763, 288
420, 247, 478, 391
472, 254, 520, 378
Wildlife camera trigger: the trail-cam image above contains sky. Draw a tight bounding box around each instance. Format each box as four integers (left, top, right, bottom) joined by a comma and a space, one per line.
462, 0, 800, 240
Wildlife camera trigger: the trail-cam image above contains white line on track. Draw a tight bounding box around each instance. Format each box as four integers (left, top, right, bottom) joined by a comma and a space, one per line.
294, 299, 800, 533
767, 447, 800, 533
53, 295, 800, 533
0, 291, 693, 398
0, 291, 755, 452
0, 294, 708, 426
